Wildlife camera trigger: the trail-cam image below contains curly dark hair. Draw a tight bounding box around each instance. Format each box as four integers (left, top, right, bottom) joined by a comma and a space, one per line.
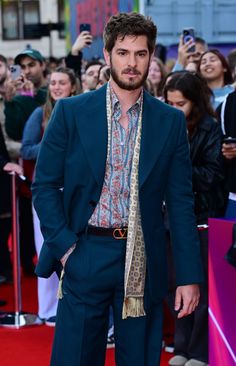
103, 12, 157, 54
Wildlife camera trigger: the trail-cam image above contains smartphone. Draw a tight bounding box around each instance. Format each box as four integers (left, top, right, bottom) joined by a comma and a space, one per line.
223, 137, 236, 144
10, 64, 22, 80
79, 23, 91, 33
182, 28, 195, 53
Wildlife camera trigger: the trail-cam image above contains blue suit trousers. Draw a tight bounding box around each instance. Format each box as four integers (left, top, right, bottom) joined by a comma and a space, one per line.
50, 232, 163, 366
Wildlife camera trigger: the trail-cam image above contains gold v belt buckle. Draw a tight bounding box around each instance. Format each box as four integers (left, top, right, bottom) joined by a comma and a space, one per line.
113, 228, 128, 239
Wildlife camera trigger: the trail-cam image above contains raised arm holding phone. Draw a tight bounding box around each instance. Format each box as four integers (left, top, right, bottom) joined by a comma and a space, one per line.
172, 32, 208, 73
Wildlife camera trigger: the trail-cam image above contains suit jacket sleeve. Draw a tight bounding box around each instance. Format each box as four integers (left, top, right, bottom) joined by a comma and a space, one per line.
32, 99, 78, 261
165, 112, 204, 285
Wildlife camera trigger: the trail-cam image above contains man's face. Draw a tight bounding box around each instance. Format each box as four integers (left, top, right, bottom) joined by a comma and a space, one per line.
186, 42, 207, 65
84, 64, 101, 90
104, 35, 151, 91
0, 61, 8, 84
19, 56, 45, 88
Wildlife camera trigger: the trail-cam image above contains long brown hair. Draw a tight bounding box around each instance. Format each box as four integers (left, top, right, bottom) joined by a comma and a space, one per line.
43, 67, 81, 128
148, 57, 167, 97
164, 71, 216, 136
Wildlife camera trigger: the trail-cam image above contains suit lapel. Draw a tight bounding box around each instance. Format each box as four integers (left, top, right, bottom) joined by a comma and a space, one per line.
74, 87, 173, 189
74, 86, 108, 186
139, 92, 173, 188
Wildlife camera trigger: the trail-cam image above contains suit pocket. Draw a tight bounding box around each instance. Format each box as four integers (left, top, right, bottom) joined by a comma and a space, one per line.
64, 239, 89, 280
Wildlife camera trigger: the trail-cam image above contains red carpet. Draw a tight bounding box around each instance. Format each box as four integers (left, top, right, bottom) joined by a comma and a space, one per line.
0, 276, 172, 365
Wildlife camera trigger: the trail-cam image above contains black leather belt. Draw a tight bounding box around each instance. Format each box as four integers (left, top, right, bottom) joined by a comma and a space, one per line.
87, 226, 128, 240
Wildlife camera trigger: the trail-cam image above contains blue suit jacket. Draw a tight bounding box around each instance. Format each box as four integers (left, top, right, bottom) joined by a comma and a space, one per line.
32, 85, 203, 302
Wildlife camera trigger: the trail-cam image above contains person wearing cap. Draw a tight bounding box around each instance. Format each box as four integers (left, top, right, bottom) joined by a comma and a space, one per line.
4, 48, 47, 141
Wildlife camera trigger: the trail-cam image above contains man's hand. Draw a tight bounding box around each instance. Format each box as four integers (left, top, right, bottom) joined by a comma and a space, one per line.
4, 75, 35, 100
175, 284, 200, 319
20, 77, 35, 97
71, 31, 93, 55
222, 143, 236, 160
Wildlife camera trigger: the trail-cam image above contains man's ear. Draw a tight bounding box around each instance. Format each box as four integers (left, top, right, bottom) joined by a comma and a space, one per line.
103, 48, 110, 67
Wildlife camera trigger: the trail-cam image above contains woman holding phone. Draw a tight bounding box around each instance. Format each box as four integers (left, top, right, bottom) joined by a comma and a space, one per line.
164, 71, 225, 366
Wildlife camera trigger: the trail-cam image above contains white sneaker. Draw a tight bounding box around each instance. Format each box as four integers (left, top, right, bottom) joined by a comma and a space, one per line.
185, 359, 208, 366
169, 355, 188, 366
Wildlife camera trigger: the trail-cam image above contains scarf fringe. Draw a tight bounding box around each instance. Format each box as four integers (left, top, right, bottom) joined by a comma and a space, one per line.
57, 268, 65, 300
122, 297, 146, 319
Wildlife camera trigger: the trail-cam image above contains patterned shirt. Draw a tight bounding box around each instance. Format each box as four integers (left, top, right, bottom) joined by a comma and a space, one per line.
89, 88, 142, 228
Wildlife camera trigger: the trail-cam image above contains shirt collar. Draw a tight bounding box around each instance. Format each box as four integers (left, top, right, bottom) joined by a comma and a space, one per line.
109, 83, 143, 113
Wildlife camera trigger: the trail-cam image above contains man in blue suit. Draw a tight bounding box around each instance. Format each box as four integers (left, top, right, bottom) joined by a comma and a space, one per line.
32, 12, 203, 366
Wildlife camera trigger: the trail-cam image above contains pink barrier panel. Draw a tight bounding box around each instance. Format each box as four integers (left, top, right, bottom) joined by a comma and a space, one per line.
208, 218, 236, 366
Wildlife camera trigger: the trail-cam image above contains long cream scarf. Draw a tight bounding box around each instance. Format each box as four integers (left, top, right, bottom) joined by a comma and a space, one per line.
57, 84, 147, 318
106, 83, 146, 319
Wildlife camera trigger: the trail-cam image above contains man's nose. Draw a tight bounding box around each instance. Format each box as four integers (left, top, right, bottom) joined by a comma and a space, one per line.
128, 54, 137, 67
23, 67, 30, 76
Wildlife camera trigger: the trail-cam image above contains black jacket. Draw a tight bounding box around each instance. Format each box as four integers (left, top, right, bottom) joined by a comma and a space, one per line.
0, 125, 11, 215
217, 90, 236, 193
65, 51, 82, 81
190, 115, 225, 222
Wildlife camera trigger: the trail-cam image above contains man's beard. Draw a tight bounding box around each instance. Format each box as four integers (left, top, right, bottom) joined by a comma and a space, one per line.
110, 58, 149, 91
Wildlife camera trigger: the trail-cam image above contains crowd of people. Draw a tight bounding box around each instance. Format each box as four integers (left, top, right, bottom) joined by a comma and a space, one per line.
0, 11, 236, 366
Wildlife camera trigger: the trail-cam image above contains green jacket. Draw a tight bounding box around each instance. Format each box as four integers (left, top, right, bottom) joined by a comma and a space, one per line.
4, 87, 47, 141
